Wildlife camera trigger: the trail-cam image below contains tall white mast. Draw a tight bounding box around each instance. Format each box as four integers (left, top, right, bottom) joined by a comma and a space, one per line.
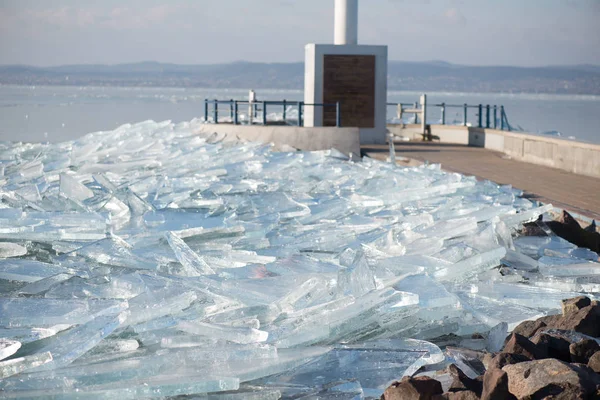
334, 0, 358, 45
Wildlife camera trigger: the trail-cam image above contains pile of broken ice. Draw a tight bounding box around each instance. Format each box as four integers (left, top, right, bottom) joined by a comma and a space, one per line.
0, 119, 599, 399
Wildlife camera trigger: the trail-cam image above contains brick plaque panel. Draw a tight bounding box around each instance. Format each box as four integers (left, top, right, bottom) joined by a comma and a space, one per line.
323, 55, 376, 128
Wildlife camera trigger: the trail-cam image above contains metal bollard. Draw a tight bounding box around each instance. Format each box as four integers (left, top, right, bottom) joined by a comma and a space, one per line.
441, 102, 446, 125
463, 103, 468, 126
493, 105, 498, 129
336, 102, 341, 127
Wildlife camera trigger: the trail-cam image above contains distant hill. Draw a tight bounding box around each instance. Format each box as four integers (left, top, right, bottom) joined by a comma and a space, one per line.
1, 61, 599, 95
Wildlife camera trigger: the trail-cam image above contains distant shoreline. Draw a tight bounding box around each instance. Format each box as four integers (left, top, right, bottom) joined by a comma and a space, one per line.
2, 60, 599, 95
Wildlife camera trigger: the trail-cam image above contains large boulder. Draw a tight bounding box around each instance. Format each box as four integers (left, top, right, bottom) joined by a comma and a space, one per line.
562, 296, 592, 316
546, 210, 600, 253
446, 364, 482, 397
587, 351, 600, 374
531, 332, 572, 362
381, 376, 444, 400
502, 358, 600, 399
570, 339, 600, 364
554, 304, 600, 337
486, 352, 531, 370
481, 368, 516, 400
503, 333, 548, 360
512, 319, 547, 339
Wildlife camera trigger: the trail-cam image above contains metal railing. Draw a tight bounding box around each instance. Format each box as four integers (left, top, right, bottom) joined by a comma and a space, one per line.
387, 102, 512, 131
203, 99, 342, 127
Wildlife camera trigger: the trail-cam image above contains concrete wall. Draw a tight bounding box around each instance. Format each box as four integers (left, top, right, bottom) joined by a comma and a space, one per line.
304, 44, 388, 145
388, 124, 600, 179
196, 124, 361, 159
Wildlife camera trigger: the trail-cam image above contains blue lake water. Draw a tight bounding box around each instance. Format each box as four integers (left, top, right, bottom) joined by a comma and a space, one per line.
1, 85, 599, 144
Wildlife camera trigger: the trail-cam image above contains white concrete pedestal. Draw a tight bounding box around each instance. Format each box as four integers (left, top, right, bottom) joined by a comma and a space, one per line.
304, 43, 388, 144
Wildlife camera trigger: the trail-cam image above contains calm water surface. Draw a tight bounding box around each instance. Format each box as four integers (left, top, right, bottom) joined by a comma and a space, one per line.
1, 85, 599, 144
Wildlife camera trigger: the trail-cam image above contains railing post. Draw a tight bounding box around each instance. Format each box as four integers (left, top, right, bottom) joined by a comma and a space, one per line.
493, 105, 498, 129
414, 101, 419, 124
282, 99, 287, 123
204, 99, 208, 123
233, 101, 239, 125
463, 103, 467, 126
298, 102, 303, 127
420, 94, 427, 138
213, 100, 218, 124
336, 102, 341, 127
441, 102, 446, 125
229, 99, 234, 120
262, 101, 267, 125
500, 106, 505, 130
478, 104, 482, 128
486, 104, 490, 129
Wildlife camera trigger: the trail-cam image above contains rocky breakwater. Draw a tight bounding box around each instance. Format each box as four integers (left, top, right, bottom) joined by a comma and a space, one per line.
383, 296, 600, 399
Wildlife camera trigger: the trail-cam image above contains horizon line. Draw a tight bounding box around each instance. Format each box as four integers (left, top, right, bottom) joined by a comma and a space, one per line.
1, 60, 598, 70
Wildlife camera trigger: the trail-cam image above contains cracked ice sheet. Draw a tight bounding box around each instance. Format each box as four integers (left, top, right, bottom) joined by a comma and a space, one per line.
0, 118, 597, 398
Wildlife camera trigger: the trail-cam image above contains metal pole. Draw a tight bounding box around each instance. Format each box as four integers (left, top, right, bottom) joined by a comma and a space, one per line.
486, 105, 490, 129
500, 106, 505, 130
336, 102, 341, 127
298, 102, 303, 127
233, 101, 239, 125
397, 104, 402, 121
229, 99, 234, 120
262, 101, 267, 125
463, 103, 467, 126
282, 99, 287, 123
213, 100, 218, 124
441, 102, 446, 125
478, 104, 482, 128
493, 105, 498, 129
204, 99, 208, 122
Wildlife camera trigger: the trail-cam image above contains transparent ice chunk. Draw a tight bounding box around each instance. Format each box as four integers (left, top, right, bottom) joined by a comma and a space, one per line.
0, 339, 21, 361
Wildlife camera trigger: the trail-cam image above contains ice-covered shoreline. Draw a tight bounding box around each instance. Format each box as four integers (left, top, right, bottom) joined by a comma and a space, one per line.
0, 119, 599, 398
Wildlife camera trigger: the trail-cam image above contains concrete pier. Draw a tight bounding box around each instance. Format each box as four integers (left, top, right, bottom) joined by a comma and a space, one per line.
363, 141, 600, 221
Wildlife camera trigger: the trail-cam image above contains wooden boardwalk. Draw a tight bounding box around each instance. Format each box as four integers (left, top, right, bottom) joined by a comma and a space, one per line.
363, 142, 600, 221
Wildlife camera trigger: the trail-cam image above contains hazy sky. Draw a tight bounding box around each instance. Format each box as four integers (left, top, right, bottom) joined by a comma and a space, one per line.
1, 0, 599, 67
